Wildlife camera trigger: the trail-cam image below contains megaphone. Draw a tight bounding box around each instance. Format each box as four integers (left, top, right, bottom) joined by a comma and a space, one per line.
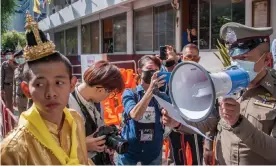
163, 61, 250, 122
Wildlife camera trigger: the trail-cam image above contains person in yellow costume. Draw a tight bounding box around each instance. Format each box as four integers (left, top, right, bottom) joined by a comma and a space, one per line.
1, 11, 93, 165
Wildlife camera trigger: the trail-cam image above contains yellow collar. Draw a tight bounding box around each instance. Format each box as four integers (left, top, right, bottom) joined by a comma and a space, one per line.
19, 105, 79, 165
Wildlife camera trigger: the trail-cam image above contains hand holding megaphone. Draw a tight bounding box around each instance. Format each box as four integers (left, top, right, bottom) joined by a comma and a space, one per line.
156, 61, 249, 123
219, 98, 241, 126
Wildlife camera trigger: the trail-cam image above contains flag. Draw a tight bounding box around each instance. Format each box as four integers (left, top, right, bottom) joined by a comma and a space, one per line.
33, 0, 41, 14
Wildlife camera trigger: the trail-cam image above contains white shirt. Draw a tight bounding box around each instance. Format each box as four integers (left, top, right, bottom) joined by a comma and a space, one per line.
68, 87, 105, 158
68, 87, 104, 127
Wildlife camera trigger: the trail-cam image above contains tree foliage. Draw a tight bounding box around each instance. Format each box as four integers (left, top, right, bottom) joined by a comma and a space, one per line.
1, 30, 26, 51
1, 0, 17, 34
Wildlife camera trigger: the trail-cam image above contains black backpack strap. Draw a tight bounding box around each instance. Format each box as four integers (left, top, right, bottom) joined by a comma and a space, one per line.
72, 91, 98, 136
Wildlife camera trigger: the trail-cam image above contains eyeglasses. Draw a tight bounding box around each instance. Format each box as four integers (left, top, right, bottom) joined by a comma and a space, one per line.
229, 37, 268, 57
96, 87, 117, 98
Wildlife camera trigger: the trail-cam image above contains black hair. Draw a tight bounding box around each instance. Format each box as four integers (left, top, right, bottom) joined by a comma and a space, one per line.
4, 49, 14, 55
23, 52, 73, 82
23, 27, 72, 82
14, 50, 24, 58
138, 55, 161, 69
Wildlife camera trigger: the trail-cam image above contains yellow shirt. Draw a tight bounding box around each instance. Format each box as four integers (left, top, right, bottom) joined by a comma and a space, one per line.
1, 109, 93, 165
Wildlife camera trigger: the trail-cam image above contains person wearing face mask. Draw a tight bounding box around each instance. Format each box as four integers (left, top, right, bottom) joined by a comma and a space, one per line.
12, 50, 28, 115
116, 55, 170, 165
163, 44, 210, 165
1, 49, 16, 112
68, 60, 125, 165
162, 22, 276, 165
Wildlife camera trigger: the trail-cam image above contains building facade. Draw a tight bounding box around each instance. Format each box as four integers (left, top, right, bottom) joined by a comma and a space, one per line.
38, 0, 276, 77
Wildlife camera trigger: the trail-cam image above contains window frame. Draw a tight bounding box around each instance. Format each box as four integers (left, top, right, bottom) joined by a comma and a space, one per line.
133, 3, 176, 53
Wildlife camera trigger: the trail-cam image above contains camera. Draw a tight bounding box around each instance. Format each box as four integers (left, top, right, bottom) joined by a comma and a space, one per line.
93, 125, 128, 154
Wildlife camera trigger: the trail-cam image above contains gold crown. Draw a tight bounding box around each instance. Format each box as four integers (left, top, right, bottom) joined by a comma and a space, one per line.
23, 11, 56, 61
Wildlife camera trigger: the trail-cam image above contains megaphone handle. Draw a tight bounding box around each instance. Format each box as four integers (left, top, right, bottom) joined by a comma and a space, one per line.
221, 94, 237, 100
194, 134, 201, 165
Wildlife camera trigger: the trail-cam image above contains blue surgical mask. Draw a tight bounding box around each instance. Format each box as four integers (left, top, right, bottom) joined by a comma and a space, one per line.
15, 58, 25, 64
232, 60, 258, 81
231, 53, 266, 81
5, 55, 13, 60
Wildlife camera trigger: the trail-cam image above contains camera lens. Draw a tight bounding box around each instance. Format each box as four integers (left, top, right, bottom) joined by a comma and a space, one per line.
116, 141, 129, 154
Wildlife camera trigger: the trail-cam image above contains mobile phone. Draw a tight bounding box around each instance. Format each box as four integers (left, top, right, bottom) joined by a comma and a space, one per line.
157, 72, 171, 84
159, 46, 167, 60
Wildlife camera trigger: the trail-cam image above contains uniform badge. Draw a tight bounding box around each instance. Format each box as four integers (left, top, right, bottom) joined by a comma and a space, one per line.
254, 94, 276, 108
226, 28, 237, 44
254, 100, 275, 109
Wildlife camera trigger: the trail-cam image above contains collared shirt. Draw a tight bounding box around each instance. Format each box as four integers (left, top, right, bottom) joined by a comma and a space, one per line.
13, 66, 26, 100
176, 68, 276, 165
120, 84, 170, 164
67, 87, 104, 158
1, 61, 16, 89
215, 68, 276, 165
68, 87, 103, 126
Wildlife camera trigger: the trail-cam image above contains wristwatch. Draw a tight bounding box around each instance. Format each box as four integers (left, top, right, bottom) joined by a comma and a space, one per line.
231, 115, 243, 128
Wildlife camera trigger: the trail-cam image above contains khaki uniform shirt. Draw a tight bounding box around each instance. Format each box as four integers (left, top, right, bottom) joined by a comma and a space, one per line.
1, 61, 15, 89
177, 69, 276, 165
13, 66, 25, 101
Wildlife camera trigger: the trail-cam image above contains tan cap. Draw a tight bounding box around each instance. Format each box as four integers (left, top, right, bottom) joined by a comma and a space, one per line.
220, 22, 273, 44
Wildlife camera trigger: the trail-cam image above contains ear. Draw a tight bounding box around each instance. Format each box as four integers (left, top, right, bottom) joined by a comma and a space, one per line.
70, 76, 77, 92
21, 81, 31, 98
264, 52, 273, 68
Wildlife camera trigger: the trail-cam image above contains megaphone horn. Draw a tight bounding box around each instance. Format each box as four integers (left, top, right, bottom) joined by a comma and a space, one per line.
166, 61, 249, 122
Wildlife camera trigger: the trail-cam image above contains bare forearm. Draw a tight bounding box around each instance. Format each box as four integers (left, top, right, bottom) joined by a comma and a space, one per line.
130, 89, 153, 121
188, 35, 191, 42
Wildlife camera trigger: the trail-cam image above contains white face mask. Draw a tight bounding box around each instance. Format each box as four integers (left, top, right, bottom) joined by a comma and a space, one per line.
15, 58, 25, 64
231, 53, 266, 81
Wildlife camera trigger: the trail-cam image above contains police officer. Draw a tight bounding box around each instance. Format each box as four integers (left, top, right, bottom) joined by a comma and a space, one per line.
1, 49, 16, 112
162, 22, 276, 165
13, 50, 27, 115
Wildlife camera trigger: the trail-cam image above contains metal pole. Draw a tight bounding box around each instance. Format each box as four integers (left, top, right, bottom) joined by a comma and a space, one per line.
194, 134, 201, 165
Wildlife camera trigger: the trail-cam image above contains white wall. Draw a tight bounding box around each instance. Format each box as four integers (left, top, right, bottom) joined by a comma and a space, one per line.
39, 0, 134, 31
245, 0, 252, 26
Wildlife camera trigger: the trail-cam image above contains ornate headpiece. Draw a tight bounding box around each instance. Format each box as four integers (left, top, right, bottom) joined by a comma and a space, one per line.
23, 11, 56, 61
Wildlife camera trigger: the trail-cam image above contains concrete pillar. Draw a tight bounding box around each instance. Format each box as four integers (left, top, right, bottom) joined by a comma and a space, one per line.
99, 18, 103, 54
175, 1, 182, 53
245, 0, 252, 26
271, 0, 276, 40
77, 23, 82, 55
127, 4, 134, 54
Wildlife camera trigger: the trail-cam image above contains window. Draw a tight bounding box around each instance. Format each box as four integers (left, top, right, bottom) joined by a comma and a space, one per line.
54, 31, 65, 54
134, 4, 176, 52
103, 14, 127, 53
82, 23, 91, 54
113, 14, 127, 52
66, 27, 78, 55
199, 0, 210, 49
91, 21, 99, 53
81, 21, 99, 54
211, 0, 245, 48
154, 4, 176, 50
134, 8, 153, 51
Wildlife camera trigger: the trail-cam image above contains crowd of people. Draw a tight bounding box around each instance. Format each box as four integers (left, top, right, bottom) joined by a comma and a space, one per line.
1, 12, 276, 165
